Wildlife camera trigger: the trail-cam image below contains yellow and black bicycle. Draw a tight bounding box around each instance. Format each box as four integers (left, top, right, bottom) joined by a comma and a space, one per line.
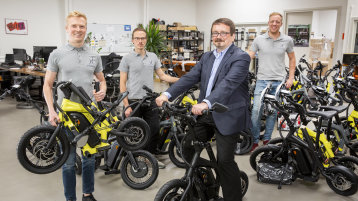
17, 81, 152, 177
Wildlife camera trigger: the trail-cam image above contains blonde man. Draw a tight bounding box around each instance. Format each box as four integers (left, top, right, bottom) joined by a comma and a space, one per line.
43, 11, 105, 201
248, 12, 296, 151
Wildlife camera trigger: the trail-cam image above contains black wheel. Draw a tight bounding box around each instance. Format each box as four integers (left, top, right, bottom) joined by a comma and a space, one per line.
268, 137, 283, 145
240, 171, 249, 198
120, 150, 159, 190
17, 125, 70, 174
350, 142, 358, 157
75, 153, 82, 175
326, 166, 358, 196
168, 134, 186, 168
116, 117, 150, 151
235, 130, 253, 155
249, 145, 283, 171
336, 156, 358, 176
154, 179, 192, 201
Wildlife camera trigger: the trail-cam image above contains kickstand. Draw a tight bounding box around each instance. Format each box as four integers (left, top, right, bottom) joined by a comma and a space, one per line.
278, 163, 289, 190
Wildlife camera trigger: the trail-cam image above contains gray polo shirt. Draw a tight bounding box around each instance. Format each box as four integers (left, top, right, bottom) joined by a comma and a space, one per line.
251, 32, 294, 80
47, 44, 102, 104
118, 51, 161, 99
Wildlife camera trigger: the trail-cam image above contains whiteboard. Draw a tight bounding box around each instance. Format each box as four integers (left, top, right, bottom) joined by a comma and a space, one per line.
87, 23, 134, 54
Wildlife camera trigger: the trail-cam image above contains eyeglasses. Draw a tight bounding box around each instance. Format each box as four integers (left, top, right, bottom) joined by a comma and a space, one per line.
211, 32, 230, 37
133, 37, 147, 41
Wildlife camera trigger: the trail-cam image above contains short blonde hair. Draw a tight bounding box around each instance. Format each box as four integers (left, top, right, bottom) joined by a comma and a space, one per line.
66, 10, 87, 25
269, 12, 283, 20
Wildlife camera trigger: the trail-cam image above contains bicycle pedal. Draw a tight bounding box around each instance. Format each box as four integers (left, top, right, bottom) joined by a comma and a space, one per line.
104, 169, 120, 175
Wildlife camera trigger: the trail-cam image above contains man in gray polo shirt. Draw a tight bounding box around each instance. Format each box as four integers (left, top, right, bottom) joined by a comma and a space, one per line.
43, 11, 105, 201
119, 27, 179, 168
248, 12, 296, 151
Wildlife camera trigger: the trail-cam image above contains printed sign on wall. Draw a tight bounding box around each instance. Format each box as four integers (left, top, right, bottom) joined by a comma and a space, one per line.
5, 18, 28, 35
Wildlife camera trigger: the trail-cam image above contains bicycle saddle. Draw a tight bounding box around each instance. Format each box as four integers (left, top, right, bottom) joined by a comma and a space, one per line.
319, 105, 349, 114
306, 110, 337, 119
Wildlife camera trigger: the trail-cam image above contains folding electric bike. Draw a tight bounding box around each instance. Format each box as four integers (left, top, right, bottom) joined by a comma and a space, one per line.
250, 84, 358, 196
154, 103, 249, 201
17, 81, 152, 184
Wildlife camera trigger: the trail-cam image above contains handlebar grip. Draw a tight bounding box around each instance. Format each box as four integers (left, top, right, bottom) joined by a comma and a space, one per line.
162, 101, 170, 109
202, 109, 209, 115
94, 82, 104, 110
94, 82, 100, 92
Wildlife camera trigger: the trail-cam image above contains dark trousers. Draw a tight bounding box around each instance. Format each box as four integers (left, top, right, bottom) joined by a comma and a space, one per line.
193, 114, 242, 201
128, 99, 160, 154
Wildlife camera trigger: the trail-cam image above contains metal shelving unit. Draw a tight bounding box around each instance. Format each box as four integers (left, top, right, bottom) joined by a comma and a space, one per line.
160, 29, 204, 61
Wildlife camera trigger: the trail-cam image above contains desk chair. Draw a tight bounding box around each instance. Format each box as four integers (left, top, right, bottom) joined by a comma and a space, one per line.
12, 76, 36, 109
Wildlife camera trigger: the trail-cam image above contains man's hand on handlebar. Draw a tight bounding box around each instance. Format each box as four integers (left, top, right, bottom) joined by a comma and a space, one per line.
192, 102, 208, 115
93, 90, 106, 102
156, 94, 169, 107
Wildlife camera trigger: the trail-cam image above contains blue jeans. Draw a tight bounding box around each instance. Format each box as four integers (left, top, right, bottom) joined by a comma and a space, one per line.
251, 80, 281, 144
63, 142, 95, 201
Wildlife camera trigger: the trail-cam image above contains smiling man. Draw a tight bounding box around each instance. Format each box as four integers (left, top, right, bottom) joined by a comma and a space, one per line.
43, 10, 105, 201
248, 12, 296, 151
156, 18, 251, 201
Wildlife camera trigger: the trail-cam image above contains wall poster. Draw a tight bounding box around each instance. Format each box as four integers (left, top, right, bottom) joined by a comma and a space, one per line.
5, 18, 28, 35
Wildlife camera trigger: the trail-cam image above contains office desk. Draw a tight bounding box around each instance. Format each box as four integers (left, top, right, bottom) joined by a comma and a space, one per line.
0, 66, 45, 104
161, 60, 197, 77
0, 66, 46, 77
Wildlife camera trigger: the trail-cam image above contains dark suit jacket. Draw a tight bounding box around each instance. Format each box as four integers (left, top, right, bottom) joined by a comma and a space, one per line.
167, 44, 251, 135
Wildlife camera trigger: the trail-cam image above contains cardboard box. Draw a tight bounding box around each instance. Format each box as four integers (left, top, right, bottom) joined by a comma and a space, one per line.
173, 22, 182, 27
249, 35, 256, 40
184, 26, 197, 31
158, 24, 166, 31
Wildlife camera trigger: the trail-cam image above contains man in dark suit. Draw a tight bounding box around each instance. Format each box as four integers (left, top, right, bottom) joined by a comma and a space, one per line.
156, 18, 250, 201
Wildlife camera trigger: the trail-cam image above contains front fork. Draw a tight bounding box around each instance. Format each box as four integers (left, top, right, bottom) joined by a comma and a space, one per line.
126, 151, 139, 170
45, 124, 63, 149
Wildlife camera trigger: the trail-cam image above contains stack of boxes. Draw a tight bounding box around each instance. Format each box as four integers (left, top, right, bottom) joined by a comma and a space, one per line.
309, 38, 334, 74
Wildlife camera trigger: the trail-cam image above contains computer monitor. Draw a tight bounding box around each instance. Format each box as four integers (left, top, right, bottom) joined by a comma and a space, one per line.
4, 54, 15, 65
13, 48, 28, 62
33, 46, 57, 63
